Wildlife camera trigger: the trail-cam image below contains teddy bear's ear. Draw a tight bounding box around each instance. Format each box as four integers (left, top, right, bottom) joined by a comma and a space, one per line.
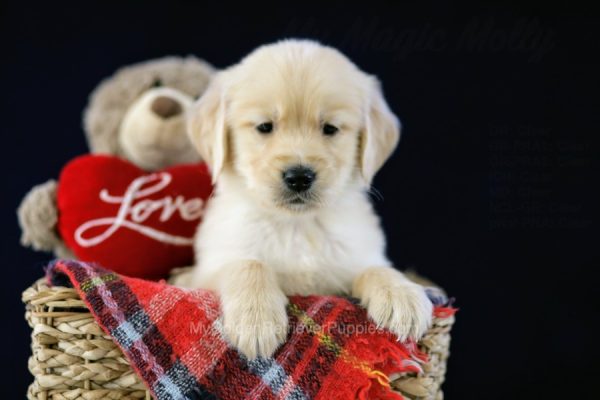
187, 75, 228, 183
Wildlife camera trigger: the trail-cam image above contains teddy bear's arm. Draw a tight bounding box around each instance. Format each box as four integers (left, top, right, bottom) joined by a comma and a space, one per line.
17, 180, 74, 258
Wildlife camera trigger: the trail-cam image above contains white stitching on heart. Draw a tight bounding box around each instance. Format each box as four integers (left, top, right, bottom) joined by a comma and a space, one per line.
74, 172, 204, 247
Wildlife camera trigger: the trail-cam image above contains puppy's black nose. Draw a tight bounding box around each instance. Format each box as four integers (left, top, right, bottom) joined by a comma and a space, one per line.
283, 166, 316, 192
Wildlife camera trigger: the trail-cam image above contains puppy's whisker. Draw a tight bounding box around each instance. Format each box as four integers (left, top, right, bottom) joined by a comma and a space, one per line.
351, 166, 384, 202
367, 186, 384, 202
310, 192, 326, 207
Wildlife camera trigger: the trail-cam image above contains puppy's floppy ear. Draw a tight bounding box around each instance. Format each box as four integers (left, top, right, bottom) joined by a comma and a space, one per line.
187, 75, 228, 183
360, 77, 401, 184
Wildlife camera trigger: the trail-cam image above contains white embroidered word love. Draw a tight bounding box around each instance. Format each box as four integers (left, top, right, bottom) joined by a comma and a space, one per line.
74, 173, 204, 247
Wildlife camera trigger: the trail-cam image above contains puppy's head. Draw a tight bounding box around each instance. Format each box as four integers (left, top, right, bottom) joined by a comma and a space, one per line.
189, 40, 400, 213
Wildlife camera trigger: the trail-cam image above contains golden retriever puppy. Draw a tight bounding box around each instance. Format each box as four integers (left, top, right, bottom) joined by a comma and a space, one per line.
185, 39, 433, 359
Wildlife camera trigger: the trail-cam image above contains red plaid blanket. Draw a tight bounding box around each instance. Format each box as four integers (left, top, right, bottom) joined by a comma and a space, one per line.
47, 260, 454, 400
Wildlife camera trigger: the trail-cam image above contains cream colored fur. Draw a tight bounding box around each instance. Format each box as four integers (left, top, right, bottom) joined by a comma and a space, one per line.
185, 40, 433, 359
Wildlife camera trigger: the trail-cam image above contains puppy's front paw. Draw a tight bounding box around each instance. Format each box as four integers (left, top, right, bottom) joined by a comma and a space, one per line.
221, 289, 289, 359
354, 268, 433, 342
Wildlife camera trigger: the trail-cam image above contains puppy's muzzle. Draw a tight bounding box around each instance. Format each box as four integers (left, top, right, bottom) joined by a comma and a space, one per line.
282, 165, 316, 193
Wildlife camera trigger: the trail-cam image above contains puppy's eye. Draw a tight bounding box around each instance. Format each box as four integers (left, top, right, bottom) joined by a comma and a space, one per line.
256, 122, 273, 134
152, 78, 163, 88
322, 123, 339, 135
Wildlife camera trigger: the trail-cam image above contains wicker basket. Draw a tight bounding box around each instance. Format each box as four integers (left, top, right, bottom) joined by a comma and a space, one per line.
23, 277, 454, 400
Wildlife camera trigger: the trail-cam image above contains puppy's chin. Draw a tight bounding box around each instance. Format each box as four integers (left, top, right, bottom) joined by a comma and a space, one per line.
274, 191, 321, 213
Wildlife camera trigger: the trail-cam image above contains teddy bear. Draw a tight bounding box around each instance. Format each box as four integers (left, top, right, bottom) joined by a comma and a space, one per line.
18, 56, 214, 260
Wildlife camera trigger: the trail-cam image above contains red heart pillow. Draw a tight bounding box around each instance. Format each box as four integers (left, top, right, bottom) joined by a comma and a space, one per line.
57, 155, 213, 279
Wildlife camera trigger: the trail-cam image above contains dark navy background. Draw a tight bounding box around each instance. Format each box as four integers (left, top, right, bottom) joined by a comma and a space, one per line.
1, 2, 597, 398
